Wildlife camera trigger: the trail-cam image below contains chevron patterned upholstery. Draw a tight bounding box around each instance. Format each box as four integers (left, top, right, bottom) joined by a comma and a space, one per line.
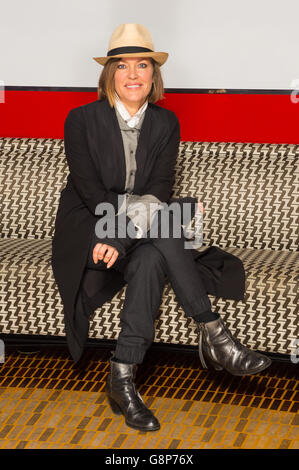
0, 138, 298, 356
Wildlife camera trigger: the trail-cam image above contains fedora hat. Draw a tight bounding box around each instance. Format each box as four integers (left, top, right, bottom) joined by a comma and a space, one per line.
93, 23, 168, 66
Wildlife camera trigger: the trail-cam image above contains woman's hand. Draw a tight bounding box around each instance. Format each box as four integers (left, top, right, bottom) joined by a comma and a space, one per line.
93, 243, 119, 269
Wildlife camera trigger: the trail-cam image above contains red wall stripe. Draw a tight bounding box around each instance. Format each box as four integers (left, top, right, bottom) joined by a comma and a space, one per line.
0, 90, 298, 144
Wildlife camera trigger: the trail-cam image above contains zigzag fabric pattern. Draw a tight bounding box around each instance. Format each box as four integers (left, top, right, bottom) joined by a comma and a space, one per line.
0, 138, 298, 355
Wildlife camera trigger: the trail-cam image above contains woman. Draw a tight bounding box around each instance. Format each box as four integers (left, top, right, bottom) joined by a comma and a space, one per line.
52, 23, 271, 432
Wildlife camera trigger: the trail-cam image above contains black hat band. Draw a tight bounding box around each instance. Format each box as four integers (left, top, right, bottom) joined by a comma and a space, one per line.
107, 46, 154, 57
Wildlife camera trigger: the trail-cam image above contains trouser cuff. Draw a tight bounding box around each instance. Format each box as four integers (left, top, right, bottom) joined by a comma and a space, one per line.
188, 294, 212, 316
192, 310, 220, 323
114, 344, 147, 365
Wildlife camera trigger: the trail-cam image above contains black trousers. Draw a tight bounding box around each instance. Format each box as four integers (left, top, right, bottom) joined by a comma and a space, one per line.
82, 209, 216, 364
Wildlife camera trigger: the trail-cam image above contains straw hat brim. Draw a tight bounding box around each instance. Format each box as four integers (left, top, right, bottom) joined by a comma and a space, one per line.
93, 51, 168, 66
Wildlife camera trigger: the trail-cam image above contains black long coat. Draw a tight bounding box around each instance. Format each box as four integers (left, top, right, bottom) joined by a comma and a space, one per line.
51, 98, 245, 363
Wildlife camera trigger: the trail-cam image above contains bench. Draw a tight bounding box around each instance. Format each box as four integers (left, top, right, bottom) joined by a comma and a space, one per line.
0, 138, 298, 358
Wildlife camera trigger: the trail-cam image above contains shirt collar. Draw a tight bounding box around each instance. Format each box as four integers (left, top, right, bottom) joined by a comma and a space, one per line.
114, 92, 148, 128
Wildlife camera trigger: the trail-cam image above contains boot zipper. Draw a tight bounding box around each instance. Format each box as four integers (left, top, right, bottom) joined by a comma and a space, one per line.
198, 323, 208, 369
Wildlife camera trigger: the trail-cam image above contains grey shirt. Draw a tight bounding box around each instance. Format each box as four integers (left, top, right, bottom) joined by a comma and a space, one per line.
115, 107, 163, 237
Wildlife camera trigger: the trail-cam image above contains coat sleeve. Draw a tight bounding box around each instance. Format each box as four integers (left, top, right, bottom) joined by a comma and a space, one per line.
64, 107, 121, 215
143, 114, 181, 202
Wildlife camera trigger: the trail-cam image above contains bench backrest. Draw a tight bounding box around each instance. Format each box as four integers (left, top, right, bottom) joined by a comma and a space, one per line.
1, 138, 298, 251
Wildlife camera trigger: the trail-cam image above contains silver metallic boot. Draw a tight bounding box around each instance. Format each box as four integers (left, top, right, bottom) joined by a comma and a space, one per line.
196, 318, 272, 376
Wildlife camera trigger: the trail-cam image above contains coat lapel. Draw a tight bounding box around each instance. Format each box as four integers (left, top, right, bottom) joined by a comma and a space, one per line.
133, 104, 152, 194
101, 99, 127, 191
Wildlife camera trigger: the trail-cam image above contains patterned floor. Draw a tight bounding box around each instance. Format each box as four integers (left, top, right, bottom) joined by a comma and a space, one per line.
0, 345, 298, 449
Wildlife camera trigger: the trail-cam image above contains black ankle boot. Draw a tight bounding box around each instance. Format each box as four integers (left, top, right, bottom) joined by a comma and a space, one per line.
105, 356, 160, 432
196, 318, 272, 376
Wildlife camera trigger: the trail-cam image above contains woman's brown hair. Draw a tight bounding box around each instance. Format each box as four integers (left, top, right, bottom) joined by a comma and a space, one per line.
97, 57, 165, 106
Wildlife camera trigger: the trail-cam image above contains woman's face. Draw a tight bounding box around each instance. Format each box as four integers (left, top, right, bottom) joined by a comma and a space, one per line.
114, 57, 154, 111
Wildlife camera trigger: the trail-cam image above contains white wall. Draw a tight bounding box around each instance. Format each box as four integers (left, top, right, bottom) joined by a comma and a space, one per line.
1, 0, 298, 89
